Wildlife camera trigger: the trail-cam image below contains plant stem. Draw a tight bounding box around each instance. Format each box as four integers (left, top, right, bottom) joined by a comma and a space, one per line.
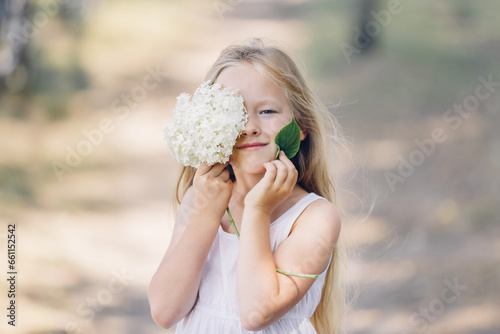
226, 207, 318, 279
275, 268, 319, 279
226, 207, 240, 239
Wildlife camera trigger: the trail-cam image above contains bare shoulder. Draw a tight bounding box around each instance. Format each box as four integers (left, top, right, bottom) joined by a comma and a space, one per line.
306, 198, 341, 224
292, 197, 341, 247
274, 196, 341, 278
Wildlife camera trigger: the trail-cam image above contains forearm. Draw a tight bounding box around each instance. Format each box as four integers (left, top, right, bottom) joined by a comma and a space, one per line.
237, 207, 283, 329
149, 215, 219, 328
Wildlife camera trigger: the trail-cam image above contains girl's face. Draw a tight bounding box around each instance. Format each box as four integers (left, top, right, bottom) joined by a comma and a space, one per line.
216, 61, 303, 175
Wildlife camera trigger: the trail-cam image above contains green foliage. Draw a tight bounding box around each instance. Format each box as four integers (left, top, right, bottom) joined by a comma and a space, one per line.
275, 118, 301, 159
305, 0, 500, 118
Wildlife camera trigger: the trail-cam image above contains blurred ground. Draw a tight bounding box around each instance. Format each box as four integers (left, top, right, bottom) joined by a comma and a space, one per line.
0, 0, 499, 333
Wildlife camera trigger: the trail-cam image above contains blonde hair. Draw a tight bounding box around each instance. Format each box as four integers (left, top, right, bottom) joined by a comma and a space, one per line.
175, 39, 348, 333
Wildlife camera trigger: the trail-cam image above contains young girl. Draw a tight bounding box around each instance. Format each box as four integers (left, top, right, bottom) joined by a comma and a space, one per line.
149, 40, 346, 333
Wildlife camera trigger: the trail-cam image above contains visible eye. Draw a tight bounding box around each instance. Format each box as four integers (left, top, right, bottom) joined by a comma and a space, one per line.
260, 110, 276, 115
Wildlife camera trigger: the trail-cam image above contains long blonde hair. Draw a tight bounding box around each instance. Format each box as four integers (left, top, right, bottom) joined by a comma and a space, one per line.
174, 39, 348, 333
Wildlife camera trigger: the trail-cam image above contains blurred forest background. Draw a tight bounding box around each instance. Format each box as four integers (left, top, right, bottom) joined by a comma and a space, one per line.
1, 0, 499, 333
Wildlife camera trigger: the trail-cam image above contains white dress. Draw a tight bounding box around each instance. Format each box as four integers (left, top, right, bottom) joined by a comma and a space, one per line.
175, 193, 329, 334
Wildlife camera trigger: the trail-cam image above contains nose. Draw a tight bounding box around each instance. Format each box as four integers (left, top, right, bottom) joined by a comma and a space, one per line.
241, 114, 260, 136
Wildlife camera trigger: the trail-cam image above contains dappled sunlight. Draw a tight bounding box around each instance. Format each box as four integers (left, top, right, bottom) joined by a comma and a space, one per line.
431, 305, 500, 333
1, 0, 499, 333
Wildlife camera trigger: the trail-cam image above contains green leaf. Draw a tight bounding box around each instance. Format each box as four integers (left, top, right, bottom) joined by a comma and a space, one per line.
274, 118, 301, 159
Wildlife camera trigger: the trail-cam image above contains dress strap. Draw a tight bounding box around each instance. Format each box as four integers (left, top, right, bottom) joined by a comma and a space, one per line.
270, 193, 325, 251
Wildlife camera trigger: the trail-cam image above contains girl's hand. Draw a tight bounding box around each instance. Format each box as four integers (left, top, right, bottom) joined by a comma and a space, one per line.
193, 162, 233, 222
244, 151, 298, 215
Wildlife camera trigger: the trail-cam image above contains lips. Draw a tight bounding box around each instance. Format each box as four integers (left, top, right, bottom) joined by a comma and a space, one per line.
237, 142, 267, 150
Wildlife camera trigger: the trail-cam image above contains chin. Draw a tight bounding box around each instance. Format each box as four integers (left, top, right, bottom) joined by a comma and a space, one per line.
231, 161, 267, 176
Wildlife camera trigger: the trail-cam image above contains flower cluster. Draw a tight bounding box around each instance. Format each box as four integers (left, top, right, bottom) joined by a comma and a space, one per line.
164, 81, 248, 168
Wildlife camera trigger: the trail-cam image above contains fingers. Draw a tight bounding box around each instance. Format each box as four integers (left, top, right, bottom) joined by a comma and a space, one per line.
264, 151, 298, 189
279, 151, 298, 187
278, 151, 295, 168
197, 162, 229, 178
196, 162, 212, 175
263, 162, 277, 183
273, 160, 288, 185
220, 169, 231, 182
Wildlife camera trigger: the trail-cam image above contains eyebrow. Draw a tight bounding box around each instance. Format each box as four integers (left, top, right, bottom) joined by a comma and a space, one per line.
254, 99, 281, 108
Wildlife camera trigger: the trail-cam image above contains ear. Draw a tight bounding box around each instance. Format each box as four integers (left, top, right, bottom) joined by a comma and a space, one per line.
299, 127, 307, 141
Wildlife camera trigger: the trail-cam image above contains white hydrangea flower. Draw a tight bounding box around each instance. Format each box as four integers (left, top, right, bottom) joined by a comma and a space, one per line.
164, 81, 248, 168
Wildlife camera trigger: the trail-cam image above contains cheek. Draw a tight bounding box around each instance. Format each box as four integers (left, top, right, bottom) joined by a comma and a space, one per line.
268, 115, 292, 136
229, 150, 239, 164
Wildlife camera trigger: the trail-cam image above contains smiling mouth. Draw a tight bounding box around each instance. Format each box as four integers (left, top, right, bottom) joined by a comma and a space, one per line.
237, 143, 267, 150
